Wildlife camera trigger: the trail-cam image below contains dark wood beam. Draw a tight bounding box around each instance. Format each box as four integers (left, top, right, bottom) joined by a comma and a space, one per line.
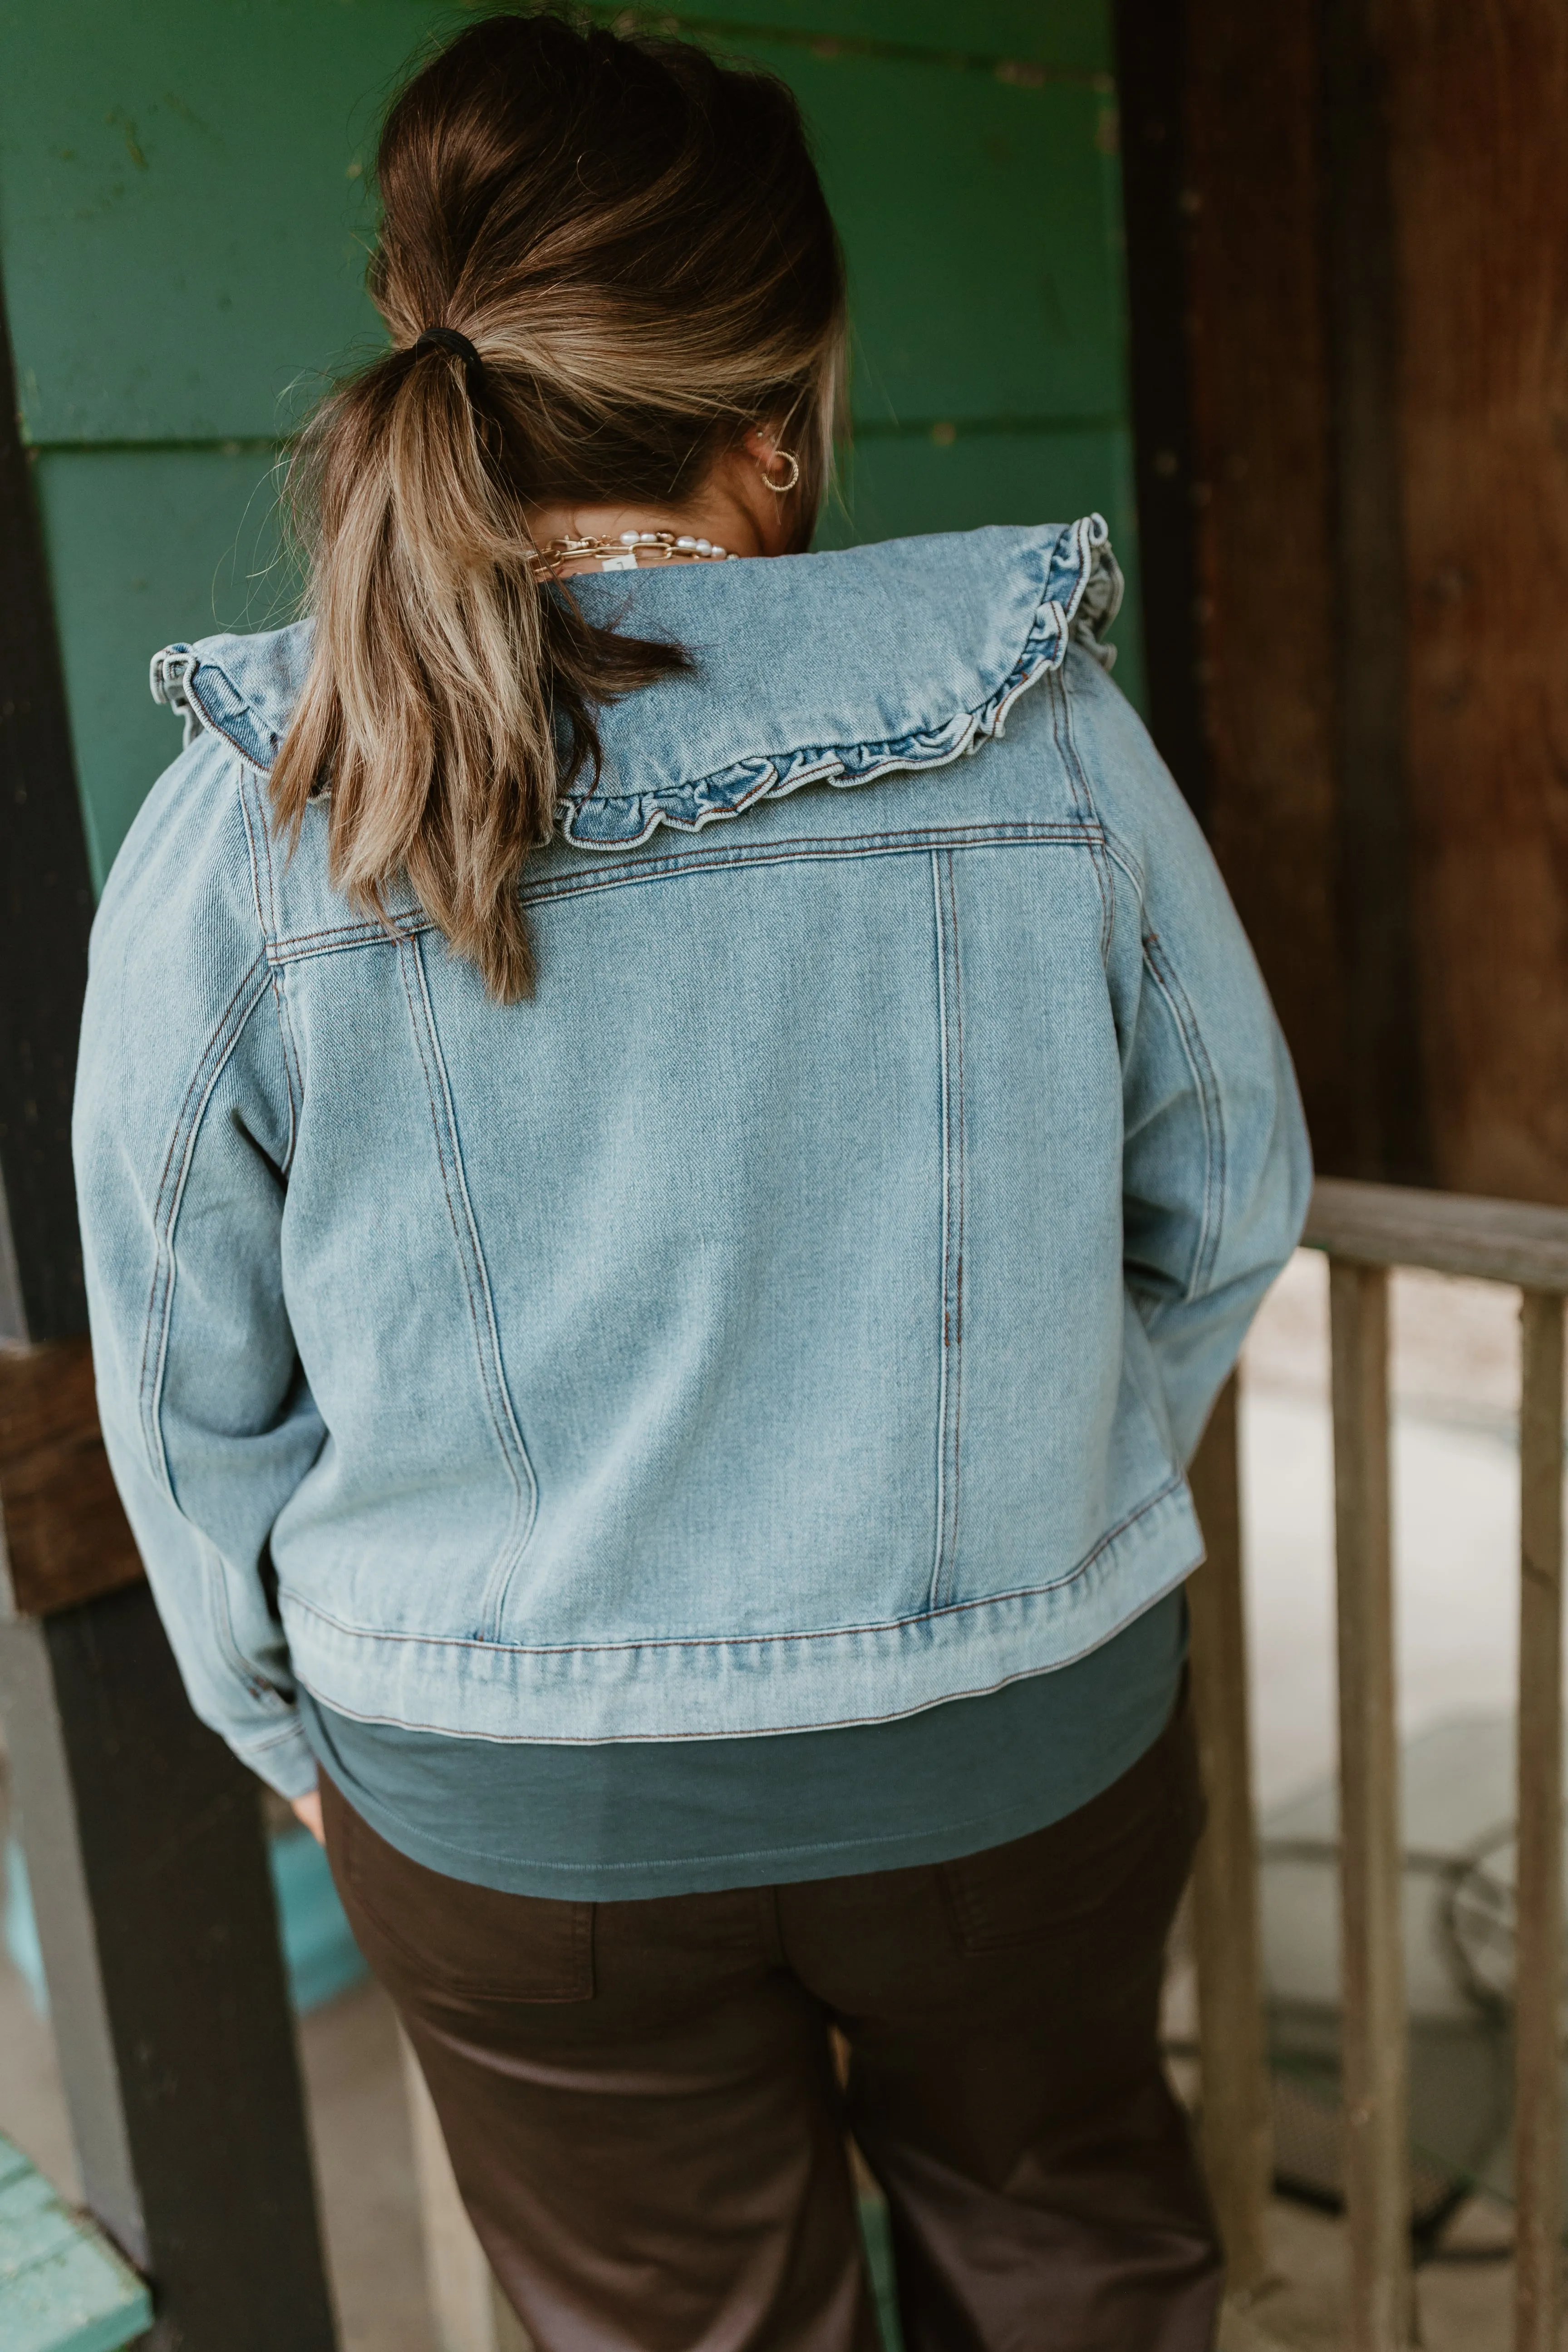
1112, 0, 1211, 827
0, 258, 339, 2351
1379, 0, 1568, 1203
1320, 0, 1432, 1186
0, 299, 92, 1343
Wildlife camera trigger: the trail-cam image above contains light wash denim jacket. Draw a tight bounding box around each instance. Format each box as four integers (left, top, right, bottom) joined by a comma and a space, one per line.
74, 517, 1310, 1799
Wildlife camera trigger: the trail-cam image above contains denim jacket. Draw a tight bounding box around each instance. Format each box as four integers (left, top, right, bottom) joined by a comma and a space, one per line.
74, 517, 1310, 1799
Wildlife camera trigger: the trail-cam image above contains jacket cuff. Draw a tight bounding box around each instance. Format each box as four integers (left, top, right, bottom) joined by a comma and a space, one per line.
235, 1714, 318, 1800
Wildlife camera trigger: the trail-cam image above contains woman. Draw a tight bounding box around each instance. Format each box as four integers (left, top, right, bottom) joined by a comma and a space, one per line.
75, 15, 1309, 2350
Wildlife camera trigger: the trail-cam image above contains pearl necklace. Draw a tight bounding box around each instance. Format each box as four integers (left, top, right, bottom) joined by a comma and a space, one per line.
527, 528, 739, 579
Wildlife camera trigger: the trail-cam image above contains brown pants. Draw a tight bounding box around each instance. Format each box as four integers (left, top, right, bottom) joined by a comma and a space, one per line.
322, 1688, 1219, 2352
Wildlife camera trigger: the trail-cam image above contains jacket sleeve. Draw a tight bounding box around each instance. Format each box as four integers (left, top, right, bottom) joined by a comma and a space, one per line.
1073, 653, 1313, 1465
73, 744, 321, 1798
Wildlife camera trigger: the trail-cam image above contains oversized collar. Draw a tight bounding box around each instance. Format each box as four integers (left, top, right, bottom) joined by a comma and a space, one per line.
149, 516, 1120, 853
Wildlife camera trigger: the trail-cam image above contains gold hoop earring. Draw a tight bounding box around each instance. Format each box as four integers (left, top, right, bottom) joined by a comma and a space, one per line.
759, 448, 801, 495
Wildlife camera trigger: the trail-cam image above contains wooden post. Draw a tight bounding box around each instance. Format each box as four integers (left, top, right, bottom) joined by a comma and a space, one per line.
1111, 0, 1211, 829
1328, 1260, 1411, 2352
0, 1593, 339, 2352
1320, 0, 1431, 1188
1514, 1290, 1564, 2352
0, 278, 337, 2349
1186, 1373, 1273, 2300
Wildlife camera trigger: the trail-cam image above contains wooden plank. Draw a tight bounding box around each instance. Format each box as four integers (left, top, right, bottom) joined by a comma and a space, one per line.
1185, 1374, 1273, 2300
1111, 0, 1210, 824
0, 1339, 144, 1619
1376, 0, 1568, 1208
1513, 1290, 1563, 2352
1304, 1175, 1568, 1291
1328, 1261, 1411, 2352
1183, 0, 1353, 1171
0, 288, 92, 1342
1319, 0, 1430, 1186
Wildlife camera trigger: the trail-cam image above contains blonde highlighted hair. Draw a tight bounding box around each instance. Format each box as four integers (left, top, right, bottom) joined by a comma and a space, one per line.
272, 11, 845, 999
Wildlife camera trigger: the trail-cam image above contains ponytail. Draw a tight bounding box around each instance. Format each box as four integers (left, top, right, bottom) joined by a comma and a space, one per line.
271, 13, 845, 1002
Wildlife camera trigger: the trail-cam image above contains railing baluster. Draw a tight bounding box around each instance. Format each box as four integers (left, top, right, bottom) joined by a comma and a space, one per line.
1187, 1370, 1274, 2300
1329, 1259, 1412, 2352
1514, 1289, 1564, 2352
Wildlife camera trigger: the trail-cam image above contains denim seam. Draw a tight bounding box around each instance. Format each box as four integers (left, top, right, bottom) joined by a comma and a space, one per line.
237, 772, 306, 1161
261, 825, 1107, 962
1048, 666, 1114, 963
523, 824, 1105, 904
1101, 831, 1149, 908
398, 935, 538, 1629
296, 1566, 1194, 1743
235, 766, 273, 941
929, 849, 965, 1611
136, 961, 273, 1487
1140, 936, 1228, 1300
241, 1719, 308, 1756
267, 921, 430, 967
279, 1469, 1190, 1660
199, 1523, 291, 1711
930, 854, 951, 1612
252, 786, 308, 1162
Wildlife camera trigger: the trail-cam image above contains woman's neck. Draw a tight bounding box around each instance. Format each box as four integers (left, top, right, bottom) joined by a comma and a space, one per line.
526, 436, 797, 574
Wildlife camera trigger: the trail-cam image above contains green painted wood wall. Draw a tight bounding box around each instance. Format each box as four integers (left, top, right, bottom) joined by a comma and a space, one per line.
0, 0, 1139, 887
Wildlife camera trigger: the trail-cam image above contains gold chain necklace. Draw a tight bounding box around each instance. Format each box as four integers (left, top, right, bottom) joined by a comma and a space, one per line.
526, 528, 740, 579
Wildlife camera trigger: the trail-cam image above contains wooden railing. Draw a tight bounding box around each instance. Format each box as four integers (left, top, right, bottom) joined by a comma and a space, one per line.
1189, 1177, 1568, 2352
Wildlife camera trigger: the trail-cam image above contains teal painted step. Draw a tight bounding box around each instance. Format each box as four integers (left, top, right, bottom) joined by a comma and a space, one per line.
3, 1830, 365, 2021
266, 1826, 370, 2013
0, 2134, 150, 2352
858, 2191, 905, 2352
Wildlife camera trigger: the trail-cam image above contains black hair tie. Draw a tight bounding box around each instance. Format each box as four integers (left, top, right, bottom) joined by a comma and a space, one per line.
412, 326, 485, 396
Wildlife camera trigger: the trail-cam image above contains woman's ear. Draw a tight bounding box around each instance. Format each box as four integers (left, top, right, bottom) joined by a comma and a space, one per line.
739, 424, 806, 554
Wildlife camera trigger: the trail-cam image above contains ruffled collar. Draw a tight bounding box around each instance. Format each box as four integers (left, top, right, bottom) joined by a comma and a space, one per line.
150, 515, 1121, 853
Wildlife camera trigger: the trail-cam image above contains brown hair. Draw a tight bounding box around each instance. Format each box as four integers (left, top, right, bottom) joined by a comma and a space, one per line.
272, 11, 845, 999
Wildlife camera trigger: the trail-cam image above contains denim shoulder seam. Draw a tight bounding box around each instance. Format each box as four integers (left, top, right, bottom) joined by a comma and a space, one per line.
236, 771, 304, 1169
1047, 667, 1114, 962
1101, 828, 1148, 908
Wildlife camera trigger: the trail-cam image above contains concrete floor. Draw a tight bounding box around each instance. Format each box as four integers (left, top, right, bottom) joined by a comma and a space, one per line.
0, 1250, 1546, 2347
